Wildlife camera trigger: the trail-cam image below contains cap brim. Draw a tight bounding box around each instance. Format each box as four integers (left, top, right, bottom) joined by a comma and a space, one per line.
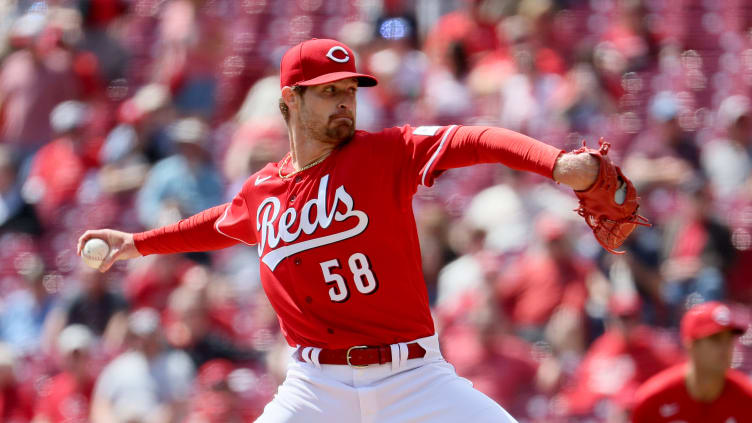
689, 323, 747, 341
295, 71, 378, 87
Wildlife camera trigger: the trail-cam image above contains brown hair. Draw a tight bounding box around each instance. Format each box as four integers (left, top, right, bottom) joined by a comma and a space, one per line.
279, 85, 307, 123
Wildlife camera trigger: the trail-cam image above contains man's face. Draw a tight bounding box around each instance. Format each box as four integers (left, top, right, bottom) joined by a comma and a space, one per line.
296, 78, 358, 145
689, 330, 736, 375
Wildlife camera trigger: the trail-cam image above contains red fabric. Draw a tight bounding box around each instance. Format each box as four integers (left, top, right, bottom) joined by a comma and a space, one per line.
34, 372, 94, 423
0, 383, 34, 422
279, 39, 377, 88
27, 137, 93, 226
561, 326, 683, 416
436, 126, 562, 179
423, 11, 501, 62
679, 302, 747, 343
135, 125, 560, 348
496, 253, 590, 326
134, 204, 236, 255
632, 364, 752, 422
671, 219, 708, 259
123, 256, 194, 310
441, 324, 538, 414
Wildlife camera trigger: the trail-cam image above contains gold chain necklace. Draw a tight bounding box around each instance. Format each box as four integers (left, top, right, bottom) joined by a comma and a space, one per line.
278, 151, 331, 179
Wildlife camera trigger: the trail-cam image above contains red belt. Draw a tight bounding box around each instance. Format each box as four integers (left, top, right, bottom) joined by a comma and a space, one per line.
296, 343, 426, 367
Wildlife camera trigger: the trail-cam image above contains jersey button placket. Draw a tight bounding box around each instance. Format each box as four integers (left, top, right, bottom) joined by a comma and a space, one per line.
289, 194, 296, 204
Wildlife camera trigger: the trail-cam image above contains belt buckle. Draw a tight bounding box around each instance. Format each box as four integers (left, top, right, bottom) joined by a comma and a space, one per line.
346, 345, 369, 368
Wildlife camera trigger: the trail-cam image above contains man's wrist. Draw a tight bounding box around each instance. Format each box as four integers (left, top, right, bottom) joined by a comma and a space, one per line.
553, 153, 599, 191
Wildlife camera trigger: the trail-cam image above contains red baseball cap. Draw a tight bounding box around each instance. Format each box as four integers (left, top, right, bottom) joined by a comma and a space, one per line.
280, 38, 378, 89
680, 301, 747, 342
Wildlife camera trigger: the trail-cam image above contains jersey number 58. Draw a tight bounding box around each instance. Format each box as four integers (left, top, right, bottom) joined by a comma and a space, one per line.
319, 252, 378, 302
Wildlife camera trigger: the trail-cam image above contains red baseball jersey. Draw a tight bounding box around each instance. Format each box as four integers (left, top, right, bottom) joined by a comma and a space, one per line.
631, 363, 752, 423
135, 124, 561, 348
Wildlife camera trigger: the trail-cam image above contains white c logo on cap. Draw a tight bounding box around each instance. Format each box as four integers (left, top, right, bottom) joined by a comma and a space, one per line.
713, 306, 731, 325
326, 46, 350, 63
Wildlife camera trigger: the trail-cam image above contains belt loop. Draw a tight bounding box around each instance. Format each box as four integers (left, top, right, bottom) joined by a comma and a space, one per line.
310, 347, 322, 369
398, 342, 408, 368
390, 344, 400, 371
301, 347, 313, 365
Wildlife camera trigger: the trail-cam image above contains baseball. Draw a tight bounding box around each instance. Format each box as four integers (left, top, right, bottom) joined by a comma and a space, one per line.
81, 238, 110, 269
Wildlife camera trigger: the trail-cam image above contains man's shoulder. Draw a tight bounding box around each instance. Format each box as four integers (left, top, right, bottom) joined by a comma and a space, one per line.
353, 126, 404, 141
635, 363, 687, 401
726, 369, 752, 397
352, 124, 454, 145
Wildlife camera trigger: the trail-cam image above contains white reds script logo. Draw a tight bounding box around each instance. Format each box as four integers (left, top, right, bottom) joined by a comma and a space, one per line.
326, 46, 350, 63
256, 175, 367, 270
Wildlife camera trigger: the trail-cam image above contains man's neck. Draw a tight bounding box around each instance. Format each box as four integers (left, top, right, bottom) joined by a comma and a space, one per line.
287, 126, 335, 170
685, 363, 726, 403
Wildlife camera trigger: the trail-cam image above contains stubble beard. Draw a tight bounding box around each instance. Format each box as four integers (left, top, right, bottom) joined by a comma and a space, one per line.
325, 121, 355, 144
302, 116, 355, 146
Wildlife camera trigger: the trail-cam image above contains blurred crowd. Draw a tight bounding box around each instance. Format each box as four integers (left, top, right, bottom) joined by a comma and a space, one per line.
0, 0, 751, 422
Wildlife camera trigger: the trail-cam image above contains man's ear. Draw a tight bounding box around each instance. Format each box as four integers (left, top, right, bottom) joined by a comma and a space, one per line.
281, 86, 297, 108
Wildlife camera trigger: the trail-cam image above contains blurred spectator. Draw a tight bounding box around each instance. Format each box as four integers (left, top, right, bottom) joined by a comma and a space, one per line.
184, 359, 259, 423
495, 213, 597, 345
23, 100, 96, 227
136, 117, 223, 229
0, 253, 54, 355
0, 145, 41, 235
0, 12, 79, 157
46, 265, 128, 353
222, 119, 287, 193
91, 308, 194, 423
631, 301, 752, 422
99, 83, 174, 196
122, 254, 193, 311
660, 183, 736, 323
74, 0, 129, 85
440, 289, 541, 420
34, 324, 96, 423
165, 282, 258, 368
0, 342, 34, 422
557, 293, 682, 421
701, 95, 752, 204
627, 91, 701, 178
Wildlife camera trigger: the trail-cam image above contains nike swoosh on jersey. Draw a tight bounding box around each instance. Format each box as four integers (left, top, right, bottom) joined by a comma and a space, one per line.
255, 175, 272, 185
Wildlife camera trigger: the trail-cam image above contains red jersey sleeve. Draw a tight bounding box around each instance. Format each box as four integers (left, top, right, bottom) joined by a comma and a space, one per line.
134, 180, 258, 255
213, 182, 257, 246
134, 204, 239, 255
397, 125, 563, 188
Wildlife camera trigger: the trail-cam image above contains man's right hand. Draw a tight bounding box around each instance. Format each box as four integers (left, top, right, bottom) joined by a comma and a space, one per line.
77, 229, 142, 272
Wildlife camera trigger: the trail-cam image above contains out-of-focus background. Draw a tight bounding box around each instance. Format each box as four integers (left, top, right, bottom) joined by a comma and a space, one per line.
0, 0, 751, 422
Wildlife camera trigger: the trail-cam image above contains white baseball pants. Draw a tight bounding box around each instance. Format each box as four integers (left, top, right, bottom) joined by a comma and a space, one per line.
255, 334, 518, 423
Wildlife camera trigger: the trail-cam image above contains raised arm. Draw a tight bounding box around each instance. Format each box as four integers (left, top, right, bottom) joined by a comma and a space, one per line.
432, 126, 646, 253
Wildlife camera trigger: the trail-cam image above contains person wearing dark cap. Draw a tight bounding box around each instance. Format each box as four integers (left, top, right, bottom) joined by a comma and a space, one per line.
79, 38, 633, 422
632, 301, 752, 422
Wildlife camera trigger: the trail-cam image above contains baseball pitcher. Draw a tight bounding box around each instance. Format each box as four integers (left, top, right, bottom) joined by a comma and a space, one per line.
78, 38, 646, 422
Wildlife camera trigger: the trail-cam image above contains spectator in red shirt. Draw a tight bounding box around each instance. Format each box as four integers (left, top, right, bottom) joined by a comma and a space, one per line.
23, 100, 95, 227
34, 324, 97, 423
632, 301, 752, 422
495, 213, 594, 343
439, 290, 540, 419
184, 359, 267, 423
558, 294, 682, 420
